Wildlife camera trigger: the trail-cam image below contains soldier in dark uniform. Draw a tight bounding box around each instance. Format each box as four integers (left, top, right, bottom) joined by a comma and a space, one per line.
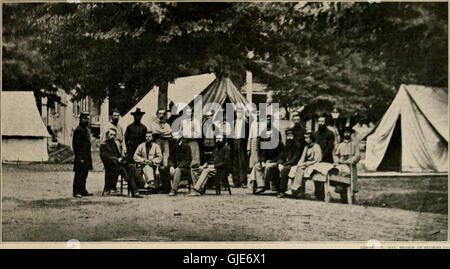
168, 132, 201, 196
314, 114, 335, 163
291, 112, 306, 151
100, 128, 145, 198
276, 128, 302, 197
124, 108, 147, 162
72, 112, 93, 198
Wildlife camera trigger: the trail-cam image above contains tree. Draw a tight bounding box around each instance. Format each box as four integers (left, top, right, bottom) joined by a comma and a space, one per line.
2, 4, 58, 112
29, 2, 276, 113
4, 2, 447, 121
252, 2, 447, 119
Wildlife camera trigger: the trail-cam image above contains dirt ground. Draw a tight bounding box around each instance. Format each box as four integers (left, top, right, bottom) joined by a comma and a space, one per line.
1, 164, 447, 242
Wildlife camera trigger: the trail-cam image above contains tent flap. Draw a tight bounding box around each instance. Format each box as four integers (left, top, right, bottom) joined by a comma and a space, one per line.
365, 84, 448, 172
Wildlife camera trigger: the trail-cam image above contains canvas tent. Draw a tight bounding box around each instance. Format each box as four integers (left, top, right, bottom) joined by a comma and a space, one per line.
191, 75, 249, 109
365, 84, 448, 172
2, 91, 51, 162
119, 73, 216, 130
119, 73, 250, 129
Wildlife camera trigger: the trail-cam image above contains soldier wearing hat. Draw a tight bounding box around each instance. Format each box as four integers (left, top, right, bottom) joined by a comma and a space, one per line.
275, 127, 302, 197
72, 112, 93, 198
124, 108, 148, 162
332, 126, 361, 202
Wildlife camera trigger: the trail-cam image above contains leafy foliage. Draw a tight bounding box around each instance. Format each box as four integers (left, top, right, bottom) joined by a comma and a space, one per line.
3, 2, 447, 119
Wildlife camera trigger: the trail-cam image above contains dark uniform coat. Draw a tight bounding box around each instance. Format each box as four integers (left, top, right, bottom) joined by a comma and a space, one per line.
124, 122, 147, 160
169, 139, 193, 169
72, 124, 93, 171
314, 127, 335, 163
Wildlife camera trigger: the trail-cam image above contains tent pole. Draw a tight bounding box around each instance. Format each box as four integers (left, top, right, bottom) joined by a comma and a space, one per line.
158, 80, 169, 111
246, 71, 253, 104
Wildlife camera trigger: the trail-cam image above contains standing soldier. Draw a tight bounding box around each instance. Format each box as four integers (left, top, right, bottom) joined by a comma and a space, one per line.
124, 108, 147, 162
72, 112, 93, 198
231, 105, 249, 188
291, 111, 306, 150
314, 114, 335, 163
101, 109, 126, 155
330, 107, 345, 144
150, 109, 172, 167
149, 108, 173, 193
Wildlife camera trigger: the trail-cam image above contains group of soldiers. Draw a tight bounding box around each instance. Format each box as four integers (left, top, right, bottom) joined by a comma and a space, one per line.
72, 106, 361, 200
249, 112, 361, 200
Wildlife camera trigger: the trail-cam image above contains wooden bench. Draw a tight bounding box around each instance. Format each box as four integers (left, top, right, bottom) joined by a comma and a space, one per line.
311, 164, 356, 204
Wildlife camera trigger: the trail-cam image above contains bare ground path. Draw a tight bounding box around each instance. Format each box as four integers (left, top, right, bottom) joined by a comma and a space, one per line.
1, 165, 447, 241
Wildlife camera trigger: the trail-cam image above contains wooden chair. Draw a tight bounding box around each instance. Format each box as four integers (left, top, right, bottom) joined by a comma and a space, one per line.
202, 171, 232, 195
135, 164, 159, 190
177, 179, 192, 192
102, 174, 130, 196
214, 172, 232, 195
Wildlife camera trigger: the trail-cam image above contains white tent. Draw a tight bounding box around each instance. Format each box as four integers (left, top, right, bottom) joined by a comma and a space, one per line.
2, 91, 51, 162
365, 84, 448, 172
119, 73, 216, 130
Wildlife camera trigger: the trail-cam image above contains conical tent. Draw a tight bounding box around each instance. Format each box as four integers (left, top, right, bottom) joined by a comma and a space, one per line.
120, 74, 249, 130
365, 84, 448, 172
194, 76, 249, 108
2, 91, 51, 162
119, 73, 216, 130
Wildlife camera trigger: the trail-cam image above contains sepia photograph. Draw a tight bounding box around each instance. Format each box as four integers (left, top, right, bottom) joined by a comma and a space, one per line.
1, 1, 448, 245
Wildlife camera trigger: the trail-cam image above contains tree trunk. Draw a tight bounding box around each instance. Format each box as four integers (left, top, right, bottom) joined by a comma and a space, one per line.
158, 80, 168, 111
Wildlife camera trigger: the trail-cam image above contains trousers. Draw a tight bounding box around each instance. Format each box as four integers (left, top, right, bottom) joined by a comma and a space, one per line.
105, 164, 145, 194
231, 139, 248, 185
142, 165, 155, 182
73, 168, 89, 196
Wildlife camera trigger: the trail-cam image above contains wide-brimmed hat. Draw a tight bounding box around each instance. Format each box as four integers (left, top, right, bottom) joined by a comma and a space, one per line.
131, 108, 145, 116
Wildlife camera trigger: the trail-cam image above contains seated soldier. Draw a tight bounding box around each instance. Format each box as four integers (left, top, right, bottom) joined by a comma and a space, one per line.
285, 132, 322, 198
276, 128, 302, 198
188, 134, 230, 196
100, 128, 144, 198
332, 126, 361, 195
133, 130, 163, 189
250, 115, 283, 194
168, 132, 201, 196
